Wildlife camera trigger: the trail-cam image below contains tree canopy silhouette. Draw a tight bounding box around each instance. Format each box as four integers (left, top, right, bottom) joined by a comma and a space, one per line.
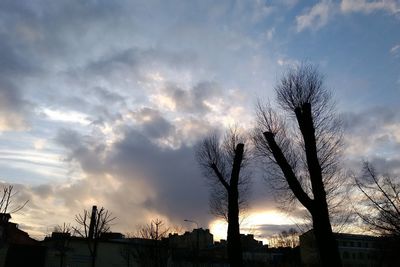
356, 162, 400, 237
254, 64, 342, 267
0, 185, 28, 214
196, 129, 250, 267
74, 206, 115, 267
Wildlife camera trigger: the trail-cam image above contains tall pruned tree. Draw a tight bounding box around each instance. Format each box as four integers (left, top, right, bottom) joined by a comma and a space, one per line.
196, 128, 250, 267
73, 206, 115, 267
254, 64, 342, 266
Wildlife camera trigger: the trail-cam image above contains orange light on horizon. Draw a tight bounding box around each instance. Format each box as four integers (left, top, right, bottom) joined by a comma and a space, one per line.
209, 209, 298, 245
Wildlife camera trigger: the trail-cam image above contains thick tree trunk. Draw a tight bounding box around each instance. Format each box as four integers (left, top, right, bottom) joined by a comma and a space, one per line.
227, 188, 243, 267
312, 205, 342, 267
297, 104, 342, 267
226, 143, 244, 267
91, 240, 98, 267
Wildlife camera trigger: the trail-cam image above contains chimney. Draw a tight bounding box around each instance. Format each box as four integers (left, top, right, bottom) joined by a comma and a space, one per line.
88, 206, 97, 239
0, 213, 11, 223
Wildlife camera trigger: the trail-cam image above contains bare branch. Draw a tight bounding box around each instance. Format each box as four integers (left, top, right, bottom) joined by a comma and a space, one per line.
0, 185, 29, 214
356, 162, 400, 237
254, 63, 343, 266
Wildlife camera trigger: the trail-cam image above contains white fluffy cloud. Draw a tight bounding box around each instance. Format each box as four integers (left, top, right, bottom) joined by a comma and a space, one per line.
296, 1, 335, 32
296, 0, 400, 32
391, 44, 400, 57
341, 0, 400, 14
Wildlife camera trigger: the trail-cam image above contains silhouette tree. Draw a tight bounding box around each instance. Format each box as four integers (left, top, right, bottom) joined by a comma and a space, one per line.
196, 129, 250, 267
356, 162, 400, 237
52, 223, 72, 267
355, 162, 400, 265
269, 228, 299, 248
136, 219, 171, 240
0, 185, 28, 214
254, 64, 342, 266
122, 219, 174, 267
73, 206, 115, 267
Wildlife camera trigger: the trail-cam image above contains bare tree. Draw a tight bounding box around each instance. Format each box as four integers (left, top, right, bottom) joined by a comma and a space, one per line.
73, 206, 115, 267
122, 219, 174, 267
52, 223, 73, 267
136, 219, 171, 240
355, 162, 400, 265
0, 185, 28, 214
269, 228, 299, 248
254, 64, 342, 266
356, 162, 400, 237
196, 128, 251, 267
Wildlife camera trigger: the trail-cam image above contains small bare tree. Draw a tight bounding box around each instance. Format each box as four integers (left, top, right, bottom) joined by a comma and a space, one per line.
196, 128, 251, 267
355, 162, 400, 265
254, 64, 342, 266
356, 162, 400, 237
136, 219, 170, 240
0, 185, 28, 214
269, 228, 299, 248
73, 206, 115, 267
123, 219, 173, 267
52, 223, 73, 267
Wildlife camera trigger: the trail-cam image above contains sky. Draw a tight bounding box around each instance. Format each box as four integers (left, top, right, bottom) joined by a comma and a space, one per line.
0, 0, 399, 243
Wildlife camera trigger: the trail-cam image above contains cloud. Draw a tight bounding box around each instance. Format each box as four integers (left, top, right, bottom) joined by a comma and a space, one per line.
51, 125, 213, 230
130, 108, 174, 139
3, 0, 398, 240
391, 44, 400, 57
153, 81, 223, 114
342, 106, 400, 174
276, 57, 300, 67
296, 1, 335, 32
0, 82, 32, 131
341, 0, 400, 14
295, 0, 399, 33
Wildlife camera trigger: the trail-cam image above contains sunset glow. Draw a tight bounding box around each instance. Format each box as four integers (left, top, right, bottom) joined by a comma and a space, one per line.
210, 210, 301, 244
0, 1, 398, 244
